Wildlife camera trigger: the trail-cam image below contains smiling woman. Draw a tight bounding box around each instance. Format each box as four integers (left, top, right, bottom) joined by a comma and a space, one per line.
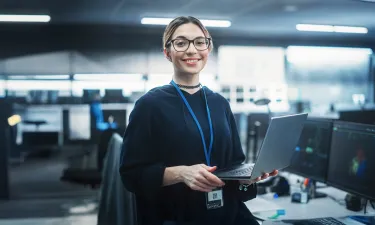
119, 16, 278, 225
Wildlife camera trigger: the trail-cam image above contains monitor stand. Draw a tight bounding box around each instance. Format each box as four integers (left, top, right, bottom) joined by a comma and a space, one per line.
308, 180, 327, 199
364, 199, 375, 214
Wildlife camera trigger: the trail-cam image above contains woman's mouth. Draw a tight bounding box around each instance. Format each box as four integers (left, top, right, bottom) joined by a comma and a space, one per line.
182, 58, 201, 66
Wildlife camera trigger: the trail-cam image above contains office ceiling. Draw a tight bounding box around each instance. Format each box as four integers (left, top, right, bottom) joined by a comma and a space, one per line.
1, 0, 375, 40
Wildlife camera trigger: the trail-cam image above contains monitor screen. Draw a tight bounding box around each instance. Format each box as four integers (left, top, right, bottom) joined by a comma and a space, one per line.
48, 90, 59, 104
286, 118, 333, 182
103, 89, 124, 103
327, 121, 375, 201
83, 89, 100, 103
339, 110, 375, 125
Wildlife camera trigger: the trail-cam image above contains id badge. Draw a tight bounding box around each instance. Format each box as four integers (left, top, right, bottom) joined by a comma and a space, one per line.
205, 188, 224, 210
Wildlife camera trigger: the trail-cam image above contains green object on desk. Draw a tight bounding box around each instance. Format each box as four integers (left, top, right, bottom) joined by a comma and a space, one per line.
268, 209, 286, 220
268, 214, 280, 219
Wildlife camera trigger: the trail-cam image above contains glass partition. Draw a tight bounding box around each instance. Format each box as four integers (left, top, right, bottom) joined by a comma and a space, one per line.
286, 46, 372, 107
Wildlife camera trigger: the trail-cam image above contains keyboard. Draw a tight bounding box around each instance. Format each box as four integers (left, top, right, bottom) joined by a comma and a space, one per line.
214, 163, 255, 179
282, 217, 345, 225
227, 164, 254, 176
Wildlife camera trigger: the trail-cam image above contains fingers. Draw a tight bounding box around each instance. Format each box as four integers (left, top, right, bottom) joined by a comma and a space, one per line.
200, 164, 224, 186
196, 175, 218, 190
270, 170, 279, 176
254, 176, 261, 182
190, 171, 218, 192
185, 165, 224, 193
259, 170, 278, 180
239, 170, 279, 185
261, 173, 270, 180
201, 169, 225, 186
250, 173, 268, 184
201, 164, 217, 172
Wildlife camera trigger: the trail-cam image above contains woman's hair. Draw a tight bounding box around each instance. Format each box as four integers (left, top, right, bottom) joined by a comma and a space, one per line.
162, 16, 213, 50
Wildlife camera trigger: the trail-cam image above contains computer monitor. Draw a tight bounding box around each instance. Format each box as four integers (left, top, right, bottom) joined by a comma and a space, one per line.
103, 89, 124, 103
27, 90, 48, 104
339, 110, 375, 125
83, 89, 100, 104
286, 118, 333, 183
102, 109, 127, 130
47, 90, 59, 104
327, 121, 375, 201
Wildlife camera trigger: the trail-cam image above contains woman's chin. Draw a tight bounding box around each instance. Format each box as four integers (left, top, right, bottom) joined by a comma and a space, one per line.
180, 68, 202, 76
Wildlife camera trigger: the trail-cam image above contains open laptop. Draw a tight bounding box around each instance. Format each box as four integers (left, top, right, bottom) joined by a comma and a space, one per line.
214, 113, 308, 180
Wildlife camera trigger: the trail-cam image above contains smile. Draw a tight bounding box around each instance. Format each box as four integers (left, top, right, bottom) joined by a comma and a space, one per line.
186, 59, 198, 63
182, 59, 201, 65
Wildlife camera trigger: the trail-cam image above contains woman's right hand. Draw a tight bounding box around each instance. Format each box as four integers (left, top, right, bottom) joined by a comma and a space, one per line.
179, 164, 225, 192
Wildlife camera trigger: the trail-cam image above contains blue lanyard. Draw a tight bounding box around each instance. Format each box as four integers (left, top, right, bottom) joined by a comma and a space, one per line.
171, 80, 214, 166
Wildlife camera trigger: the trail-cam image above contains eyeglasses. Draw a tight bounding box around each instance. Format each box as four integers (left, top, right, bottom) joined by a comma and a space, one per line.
166, 37, 211, 52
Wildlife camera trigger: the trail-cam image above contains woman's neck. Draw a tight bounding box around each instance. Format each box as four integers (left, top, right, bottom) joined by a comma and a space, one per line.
173, 73, 200, 86
173, 73, 201, 94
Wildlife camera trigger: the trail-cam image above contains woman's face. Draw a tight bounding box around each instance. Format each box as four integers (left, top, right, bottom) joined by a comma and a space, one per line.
165, 23, 210, 76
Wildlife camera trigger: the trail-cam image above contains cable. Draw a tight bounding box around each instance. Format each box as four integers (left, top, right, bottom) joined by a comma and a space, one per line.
326, 195, 346, 206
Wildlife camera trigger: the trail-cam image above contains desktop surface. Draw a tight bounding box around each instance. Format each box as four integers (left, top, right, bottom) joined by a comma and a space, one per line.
286, 119, 332, 183
252, 187, 375, 224
327, 121, 375, 201
262, 217, 371, 225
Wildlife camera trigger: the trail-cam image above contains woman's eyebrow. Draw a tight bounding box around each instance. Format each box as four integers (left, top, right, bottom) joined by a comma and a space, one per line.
174, 35, 205, 39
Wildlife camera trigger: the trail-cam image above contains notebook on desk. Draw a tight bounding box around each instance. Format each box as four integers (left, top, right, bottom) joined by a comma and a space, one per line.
214, 113, 308, 180
245, 197, 284, 213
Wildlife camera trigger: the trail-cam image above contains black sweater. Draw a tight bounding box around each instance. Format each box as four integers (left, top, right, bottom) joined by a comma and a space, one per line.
119, 84, 258, 225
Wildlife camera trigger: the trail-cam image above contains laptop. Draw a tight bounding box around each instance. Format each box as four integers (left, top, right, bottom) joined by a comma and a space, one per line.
214, 113, 308, 180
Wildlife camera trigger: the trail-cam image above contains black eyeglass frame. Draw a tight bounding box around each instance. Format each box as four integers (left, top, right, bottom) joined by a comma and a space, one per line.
165, 37, 212, 52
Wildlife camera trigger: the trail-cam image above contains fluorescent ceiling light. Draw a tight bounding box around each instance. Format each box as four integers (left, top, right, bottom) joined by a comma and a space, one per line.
8, 75, 69, 80
334, 26, 368, 34
6, 80, 71, 90
141, 17, 231, 28
296, 24, 334, 32
0, 14, 50, 23
200, 19, 231, 28
296, 24, 368, 34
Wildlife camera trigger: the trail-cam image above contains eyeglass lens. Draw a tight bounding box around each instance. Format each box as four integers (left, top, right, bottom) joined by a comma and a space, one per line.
173, 38, 209, 51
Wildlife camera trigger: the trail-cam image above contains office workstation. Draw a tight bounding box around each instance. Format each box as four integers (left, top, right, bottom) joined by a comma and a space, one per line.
245, 118, 375, 225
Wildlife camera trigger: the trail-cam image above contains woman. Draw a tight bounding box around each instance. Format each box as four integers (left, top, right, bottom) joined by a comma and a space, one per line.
120, 16, 278, 225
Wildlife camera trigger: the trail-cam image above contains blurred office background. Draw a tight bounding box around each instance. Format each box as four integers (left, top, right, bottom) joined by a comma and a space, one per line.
0, 0, 374, 224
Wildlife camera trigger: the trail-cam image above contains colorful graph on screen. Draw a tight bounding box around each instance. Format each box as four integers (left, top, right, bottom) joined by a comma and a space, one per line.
349, 148, 367, 178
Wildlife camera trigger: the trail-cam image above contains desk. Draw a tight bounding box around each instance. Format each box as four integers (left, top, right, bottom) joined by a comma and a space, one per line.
245, 187, 375, 224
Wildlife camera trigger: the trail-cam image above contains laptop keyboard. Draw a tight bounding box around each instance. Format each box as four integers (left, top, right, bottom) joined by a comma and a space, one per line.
227, 164, 254, 176
283, 217, 345, 225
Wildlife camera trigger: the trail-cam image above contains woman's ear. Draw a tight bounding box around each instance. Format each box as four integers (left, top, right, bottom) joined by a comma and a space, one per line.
163, 48, 172, 62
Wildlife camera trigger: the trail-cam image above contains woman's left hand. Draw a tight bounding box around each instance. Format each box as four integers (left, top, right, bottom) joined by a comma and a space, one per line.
239, 169, 278, 185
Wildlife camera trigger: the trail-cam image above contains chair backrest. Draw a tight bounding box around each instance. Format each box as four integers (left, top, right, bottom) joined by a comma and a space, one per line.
97, 133, 137, 225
